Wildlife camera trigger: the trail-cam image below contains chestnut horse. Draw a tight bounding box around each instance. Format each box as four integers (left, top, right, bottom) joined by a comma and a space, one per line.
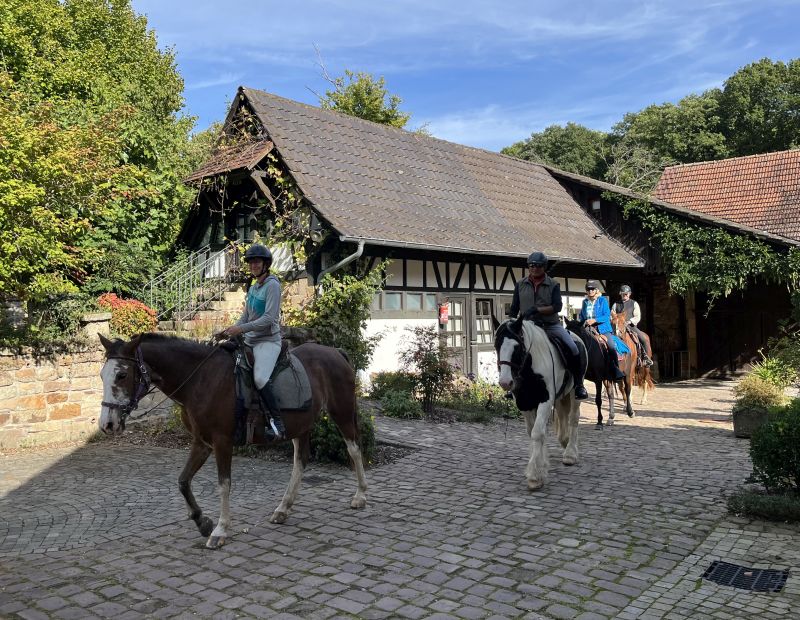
98, 333, 367, 549
611, 314, 656, 406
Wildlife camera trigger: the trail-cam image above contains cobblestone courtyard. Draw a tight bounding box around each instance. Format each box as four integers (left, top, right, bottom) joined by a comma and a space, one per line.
1, 380, 798, 619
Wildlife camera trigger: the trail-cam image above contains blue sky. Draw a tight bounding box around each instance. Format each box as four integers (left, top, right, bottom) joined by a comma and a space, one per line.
131, 0, 800, 152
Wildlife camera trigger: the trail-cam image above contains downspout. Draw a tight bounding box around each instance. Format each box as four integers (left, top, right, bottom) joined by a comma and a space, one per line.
314, 239, 365, 286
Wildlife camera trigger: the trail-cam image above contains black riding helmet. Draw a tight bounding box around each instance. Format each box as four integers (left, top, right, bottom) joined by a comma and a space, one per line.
527, 251, 548, 266
620, 284, 632, 294
244, 244, 272, 262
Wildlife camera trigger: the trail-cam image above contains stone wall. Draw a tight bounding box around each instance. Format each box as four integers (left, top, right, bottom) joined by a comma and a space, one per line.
0, 347, 105, 450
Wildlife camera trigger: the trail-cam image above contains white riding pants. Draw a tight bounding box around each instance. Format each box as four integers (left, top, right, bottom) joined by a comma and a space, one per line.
252, 341, 281, 389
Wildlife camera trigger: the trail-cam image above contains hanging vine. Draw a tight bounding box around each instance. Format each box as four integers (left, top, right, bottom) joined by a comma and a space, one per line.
607, 193, 800, 308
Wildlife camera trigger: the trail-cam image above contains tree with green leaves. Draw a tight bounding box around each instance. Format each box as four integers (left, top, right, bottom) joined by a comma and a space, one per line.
0, 0, 195, 301
502, 122, 608, 179
317, 69, 410, 129
719, 58, 800, 156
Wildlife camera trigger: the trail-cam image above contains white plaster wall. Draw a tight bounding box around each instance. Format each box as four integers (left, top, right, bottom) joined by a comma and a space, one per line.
363, 317, 438, 377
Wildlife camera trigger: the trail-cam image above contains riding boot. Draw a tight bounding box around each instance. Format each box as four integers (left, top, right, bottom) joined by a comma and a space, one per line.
609, 353, 626, 381
258, 384, 286, 442
568, 355, 589, 401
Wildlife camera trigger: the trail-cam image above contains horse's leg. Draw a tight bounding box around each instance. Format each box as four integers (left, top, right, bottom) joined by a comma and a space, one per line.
524, 409, 535, 437
178, 440, 214, 539
271, 437, 305, 524
594, 380, 603, 428
206, 439, 233, 549
344, 437, 368, 509
625, 376, 635, 418
560, 394, 580, 466
607, 381, 617, 426
526, 401, 552, 491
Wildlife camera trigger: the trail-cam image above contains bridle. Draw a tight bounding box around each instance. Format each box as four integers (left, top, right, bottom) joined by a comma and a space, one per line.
497, 329, 525, 380
101, 347, 153, 422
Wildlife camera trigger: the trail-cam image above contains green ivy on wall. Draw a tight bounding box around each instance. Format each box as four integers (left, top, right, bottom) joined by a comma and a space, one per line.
608, 194, 800, 306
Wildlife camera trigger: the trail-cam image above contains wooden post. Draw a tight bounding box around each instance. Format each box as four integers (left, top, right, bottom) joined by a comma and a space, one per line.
685, 291, 698, 378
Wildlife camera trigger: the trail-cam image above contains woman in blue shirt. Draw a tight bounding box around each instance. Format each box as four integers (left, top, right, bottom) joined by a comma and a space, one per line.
579, 280, 626, 381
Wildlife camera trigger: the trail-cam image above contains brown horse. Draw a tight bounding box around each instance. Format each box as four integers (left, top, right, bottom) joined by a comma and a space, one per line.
611, 314, 656, 406
98, 333, 367, 549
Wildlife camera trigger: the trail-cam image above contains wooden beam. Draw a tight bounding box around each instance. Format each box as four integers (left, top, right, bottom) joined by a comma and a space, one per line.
249, 170, 277, 209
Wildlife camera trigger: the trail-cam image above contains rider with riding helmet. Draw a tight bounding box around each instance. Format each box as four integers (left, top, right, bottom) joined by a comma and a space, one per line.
579, 280, 626, 380
509, 251, 589, 401
612, 284, 654, 367
221, 244, 285, 441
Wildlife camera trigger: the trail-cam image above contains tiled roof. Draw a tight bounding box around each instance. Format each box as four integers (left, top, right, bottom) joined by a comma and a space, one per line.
653, 150, 800, 244
240, 88, 642, 267
184, 140, 274, 183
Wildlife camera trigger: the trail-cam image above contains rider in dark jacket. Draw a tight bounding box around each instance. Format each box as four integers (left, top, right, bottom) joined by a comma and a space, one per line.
509, 251, 589, 400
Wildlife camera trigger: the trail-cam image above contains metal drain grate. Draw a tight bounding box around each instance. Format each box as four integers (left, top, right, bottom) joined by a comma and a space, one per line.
703, 560, 790, 592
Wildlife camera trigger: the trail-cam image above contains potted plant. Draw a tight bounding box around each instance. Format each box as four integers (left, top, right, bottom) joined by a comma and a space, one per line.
731, 374, 787, 438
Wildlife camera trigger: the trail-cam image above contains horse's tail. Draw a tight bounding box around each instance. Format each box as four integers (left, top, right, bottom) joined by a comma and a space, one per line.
334, 347, 359, 440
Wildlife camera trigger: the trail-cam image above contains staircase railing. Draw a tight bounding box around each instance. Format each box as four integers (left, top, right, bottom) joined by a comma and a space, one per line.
145, 244, 243, 324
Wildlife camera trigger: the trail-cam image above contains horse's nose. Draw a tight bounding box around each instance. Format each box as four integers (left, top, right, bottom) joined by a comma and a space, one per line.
499, 377, 511, 390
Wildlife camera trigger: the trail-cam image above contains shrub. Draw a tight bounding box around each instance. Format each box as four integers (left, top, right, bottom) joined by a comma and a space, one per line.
732, 374, 786, 414
443, 378, 520, 422
399, 325, 454, 414
311, 410, 375, 465
97, 293, 157, 337
369, 371, 417, 400
380, 390, 423, 419
749, 352, 796, 390
0, 292, 92, 352
727, 488, 800, 522
749, 398, 800, 492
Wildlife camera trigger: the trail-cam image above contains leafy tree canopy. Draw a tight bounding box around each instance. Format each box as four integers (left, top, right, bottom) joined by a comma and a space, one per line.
503, 57, 800, 194
318, 69, 410, 129
502, 122, 608, 179
0, 0, 196, 301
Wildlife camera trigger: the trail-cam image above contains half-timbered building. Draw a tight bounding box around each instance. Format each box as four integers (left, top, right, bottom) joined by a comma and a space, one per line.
181, 88, 798, 380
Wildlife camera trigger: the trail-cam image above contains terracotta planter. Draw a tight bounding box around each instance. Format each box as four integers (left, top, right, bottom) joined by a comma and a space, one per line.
732, 405, 769, 438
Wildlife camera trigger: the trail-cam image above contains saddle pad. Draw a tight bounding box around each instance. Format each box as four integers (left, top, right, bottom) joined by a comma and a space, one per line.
611, 335, 631, 355
269, 353, 312, 410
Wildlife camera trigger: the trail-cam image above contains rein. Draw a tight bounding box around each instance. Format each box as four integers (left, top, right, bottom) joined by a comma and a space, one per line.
102, 344, 221, 421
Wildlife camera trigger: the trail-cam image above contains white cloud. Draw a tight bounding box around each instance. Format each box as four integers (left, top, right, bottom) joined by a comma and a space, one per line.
186, 72, 244, 90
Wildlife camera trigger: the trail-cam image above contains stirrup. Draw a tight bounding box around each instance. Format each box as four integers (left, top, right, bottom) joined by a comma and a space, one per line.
264, 415, 286, 442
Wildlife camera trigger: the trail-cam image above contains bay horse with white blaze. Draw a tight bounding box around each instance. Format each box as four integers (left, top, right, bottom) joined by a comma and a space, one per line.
98, 333, 367, 549
611, 313, 655, 405
494, 317, 582, 491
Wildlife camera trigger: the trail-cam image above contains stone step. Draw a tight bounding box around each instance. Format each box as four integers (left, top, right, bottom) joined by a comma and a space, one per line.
207, 299, 244, 311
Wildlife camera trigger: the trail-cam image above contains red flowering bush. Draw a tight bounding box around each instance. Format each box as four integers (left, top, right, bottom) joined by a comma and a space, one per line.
97, 293, 157, 337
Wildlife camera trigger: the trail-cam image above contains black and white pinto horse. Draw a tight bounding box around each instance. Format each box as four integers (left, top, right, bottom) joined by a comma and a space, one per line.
494, 317, 583, 491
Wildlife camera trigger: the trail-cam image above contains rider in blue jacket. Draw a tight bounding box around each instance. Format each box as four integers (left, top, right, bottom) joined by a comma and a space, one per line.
579, 280, 626, 380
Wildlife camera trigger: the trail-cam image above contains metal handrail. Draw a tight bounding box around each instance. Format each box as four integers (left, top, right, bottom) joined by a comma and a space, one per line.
144, 244, 243, 324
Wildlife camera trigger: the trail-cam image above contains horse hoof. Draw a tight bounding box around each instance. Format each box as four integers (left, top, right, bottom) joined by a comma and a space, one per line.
627, 411, 635, 418
205, 535, 225, 549
350, 497, 367, 509
527, 479, 544, 491
270, 511, 287, 524
198, 516, 214, 537
595, 423, 603, 429
607, 420, 614, 426
562, 457, 577, 466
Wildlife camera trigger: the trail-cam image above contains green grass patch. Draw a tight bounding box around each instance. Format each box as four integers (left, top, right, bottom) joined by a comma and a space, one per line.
727, 488, 800, 522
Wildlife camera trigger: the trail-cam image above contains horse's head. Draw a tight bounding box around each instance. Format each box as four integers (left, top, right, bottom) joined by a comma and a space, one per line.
611, 313, 626, 338
98, 333, 148, 435
564, 318, 583, 335
493, 317, 528, 391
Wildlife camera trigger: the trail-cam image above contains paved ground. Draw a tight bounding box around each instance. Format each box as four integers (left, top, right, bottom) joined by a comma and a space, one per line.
1, 380, 798, 619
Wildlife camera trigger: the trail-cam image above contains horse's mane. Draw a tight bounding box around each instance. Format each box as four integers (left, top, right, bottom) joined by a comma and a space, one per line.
138, 332, 216, 356
520, 321, 551, 366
